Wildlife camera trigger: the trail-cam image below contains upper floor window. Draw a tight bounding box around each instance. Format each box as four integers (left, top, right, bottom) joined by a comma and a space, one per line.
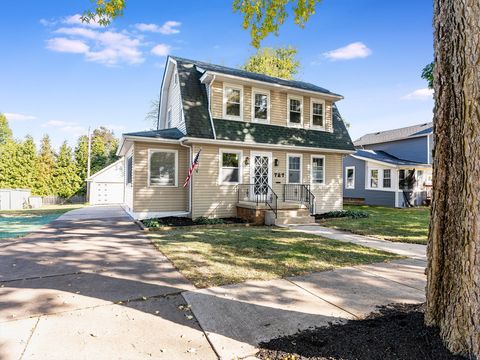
311, 156, 325, 184
345, 166, 355, 189
149, 149, 178, 187
288, 96, 303, 126
287, 154, 302, 184
167, 108, 172, 128
219, 149, 242, 185
252, 89, 270, 122
223, 84, 243, 119
311, 99, 325, 129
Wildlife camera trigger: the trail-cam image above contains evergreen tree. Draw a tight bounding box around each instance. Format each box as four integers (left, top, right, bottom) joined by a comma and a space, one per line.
53, 142, 81, 198
0, 140, 19, 188
0, 113, 13, 145
36, 135, 56, 196
13, 136, 38, 191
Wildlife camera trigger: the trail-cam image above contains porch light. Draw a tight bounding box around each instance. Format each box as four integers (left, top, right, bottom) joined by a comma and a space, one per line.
244, 156, 249, 165
274, 158, 279, 167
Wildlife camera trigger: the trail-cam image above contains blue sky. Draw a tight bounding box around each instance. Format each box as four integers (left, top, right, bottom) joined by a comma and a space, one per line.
0, 0, 434, 150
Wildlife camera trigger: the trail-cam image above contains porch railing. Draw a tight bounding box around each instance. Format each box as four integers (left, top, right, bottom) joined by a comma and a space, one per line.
237, 184, 278, 218
283, 184, 316, 215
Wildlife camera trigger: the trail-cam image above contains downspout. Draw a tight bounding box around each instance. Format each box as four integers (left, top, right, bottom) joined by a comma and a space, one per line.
180, 140, 192, 217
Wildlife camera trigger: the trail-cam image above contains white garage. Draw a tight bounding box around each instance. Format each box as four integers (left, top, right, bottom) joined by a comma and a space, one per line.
87, 159, 125, 205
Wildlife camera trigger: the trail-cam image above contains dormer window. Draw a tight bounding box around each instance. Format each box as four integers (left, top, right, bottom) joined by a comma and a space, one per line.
223, 84, 243, 120
311, 99, 325, 129
252, 88, 270, 123
288, 95, 303, 126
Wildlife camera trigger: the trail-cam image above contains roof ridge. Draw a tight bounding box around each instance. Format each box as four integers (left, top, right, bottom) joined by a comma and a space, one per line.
361, 122, 433, 137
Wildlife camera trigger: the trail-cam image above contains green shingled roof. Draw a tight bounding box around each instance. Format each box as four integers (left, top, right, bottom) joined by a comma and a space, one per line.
213, 105, 355, 151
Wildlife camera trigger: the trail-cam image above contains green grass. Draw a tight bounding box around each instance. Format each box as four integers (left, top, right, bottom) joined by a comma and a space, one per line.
150, 225, 401, 288
318, 205, 430, 244
0, 204, 84, 239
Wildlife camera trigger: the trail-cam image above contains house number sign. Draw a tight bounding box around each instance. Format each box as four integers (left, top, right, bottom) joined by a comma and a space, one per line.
274, 172, 285, 178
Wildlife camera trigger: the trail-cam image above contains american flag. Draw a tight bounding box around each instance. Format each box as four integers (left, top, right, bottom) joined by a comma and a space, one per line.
183, 149, 201, 188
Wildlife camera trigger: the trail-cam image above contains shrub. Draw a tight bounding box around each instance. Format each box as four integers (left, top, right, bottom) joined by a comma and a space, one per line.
194, 217, 225, 225
142, 218, 162, 228
316, 209, 369, 220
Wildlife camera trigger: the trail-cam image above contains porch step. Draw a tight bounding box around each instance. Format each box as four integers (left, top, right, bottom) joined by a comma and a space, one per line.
264, 209, 315, 226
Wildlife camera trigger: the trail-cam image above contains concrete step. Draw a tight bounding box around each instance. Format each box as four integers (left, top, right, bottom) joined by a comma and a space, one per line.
264, 209, 315, 226
274, 216, 314, 225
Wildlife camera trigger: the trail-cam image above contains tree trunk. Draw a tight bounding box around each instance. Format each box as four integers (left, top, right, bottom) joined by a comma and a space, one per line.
426, 0, 480, 358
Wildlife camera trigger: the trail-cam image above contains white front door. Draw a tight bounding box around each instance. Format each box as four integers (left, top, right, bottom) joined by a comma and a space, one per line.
250, 152, 272, 199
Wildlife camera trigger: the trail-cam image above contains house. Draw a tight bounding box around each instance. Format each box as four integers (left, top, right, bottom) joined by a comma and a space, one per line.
343, 122, 433, 208
116, 56, 355, 224
87, 159, 124, 205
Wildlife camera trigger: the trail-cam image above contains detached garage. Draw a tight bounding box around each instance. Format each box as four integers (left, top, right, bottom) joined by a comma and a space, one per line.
87, 159, 125, 205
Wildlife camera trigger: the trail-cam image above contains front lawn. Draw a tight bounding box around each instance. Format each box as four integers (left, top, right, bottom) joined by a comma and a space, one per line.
318, 205, 430, 244
0, 204, 84, 239
150, 226, 400, 288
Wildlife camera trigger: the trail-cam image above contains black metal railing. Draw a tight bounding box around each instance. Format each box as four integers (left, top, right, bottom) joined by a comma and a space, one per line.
283, 184, 316, 215
237, 184, 278, 218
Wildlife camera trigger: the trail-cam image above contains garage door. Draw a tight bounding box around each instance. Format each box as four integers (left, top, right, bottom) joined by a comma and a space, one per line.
91, 182, 124, 205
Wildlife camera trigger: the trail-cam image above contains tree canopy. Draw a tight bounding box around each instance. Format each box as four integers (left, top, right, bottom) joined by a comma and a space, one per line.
241, 47, 300, 79
0, 113, 13, 145
422, 62, 434, 89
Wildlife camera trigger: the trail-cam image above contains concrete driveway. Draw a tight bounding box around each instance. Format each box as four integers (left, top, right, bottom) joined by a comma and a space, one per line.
0, 206, 217, 360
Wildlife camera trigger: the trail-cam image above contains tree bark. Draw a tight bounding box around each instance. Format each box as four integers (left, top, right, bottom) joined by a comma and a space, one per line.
426, 0, 480, 358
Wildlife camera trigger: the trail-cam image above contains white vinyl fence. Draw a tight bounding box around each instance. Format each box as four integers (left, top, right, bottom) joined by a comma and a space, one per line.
0, 189, 31, 210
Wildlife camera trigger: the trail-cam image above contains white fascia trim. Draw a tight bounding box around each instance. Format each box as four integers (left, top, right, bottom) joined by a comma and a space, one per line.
183, 137, 355, 154
205, 74, 217, 138
352, 154, 432, 169
158, 57, 178, 130
200, 71, 344, 101
86, 158, 124, 181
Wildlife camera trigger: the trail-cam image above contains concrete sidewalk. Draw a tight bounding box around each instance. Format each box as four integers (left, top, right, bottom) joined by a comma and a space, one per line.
184, 225, 427, 359
0, 206, 216, 360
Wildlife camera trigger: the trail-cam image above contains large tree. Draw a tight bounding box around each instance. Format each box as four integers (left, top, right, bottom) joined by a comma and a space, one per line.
425, 1, 480, 357
36, 135, 56, 196
0, 113, 13, 145
53, 142, 82, 198
242, 46, 300, 79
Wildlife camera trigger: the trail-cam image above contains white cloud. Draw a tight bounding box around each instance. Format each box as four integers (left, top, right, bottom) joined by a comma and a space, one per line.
4, 113, 36, 121
151, 44, 171, 57
135, 21, 181, 35
42, 120, 86, 136
55, 27, 98, 39
402, 88, 434, 100
63, 14, 102, 28
323, 42, 372, 60
46, 37, 90, 54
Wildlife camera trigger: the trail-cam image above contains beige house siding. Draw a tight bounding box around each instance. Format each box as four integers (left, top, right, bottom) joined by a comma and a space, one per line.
210, 80, 334, 131
190, 143, 343, 218
132, 142, 189, 213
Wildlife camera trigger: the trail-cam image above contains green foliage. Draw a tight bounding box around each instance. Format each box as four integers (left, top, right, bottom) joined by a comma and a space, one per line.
194, 217, 226, 225
81, 0, 125, 26
53, 142, 82, 198
0, 114, 13, 145
241, 46, 300, 79
422, 62, 434, 89
0, 140, 20, 188
233, 0, 321, 48
36, 135, 56, 196
15, 136, 38, 191
316, 209, 370, 220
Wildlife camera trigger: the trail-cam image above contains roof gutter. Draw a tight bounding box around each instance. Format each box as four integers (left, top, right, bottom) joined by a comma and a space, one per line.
351, 154, 432, 168
200, 71, 344, 101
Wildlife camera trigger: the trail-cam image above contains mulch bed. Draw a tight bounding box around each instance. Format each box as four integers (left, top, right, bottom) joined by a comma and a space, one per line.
257, 303, 466, 360
141, 216, 246, 228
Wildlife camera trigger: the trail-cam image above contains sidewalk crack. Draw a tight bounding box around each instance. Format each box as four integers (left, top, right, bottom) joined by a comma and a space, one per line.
19, 316, 40, 360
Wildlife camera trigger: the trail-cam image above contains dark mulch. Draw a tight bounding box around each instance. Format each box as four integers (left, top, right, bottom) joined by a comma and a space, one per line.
141, 216, 246, 228
257, 303, 466, 360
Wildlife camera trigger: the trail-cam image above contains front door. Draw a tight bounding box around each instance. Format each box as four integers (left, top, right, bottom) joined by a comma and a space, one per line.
250, 152, 272, 200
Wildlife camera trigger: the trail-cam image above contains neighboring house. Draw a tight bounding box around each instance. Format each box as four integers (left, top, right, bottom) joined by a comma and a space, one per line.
343, 123, 433, 208
87, 159, 124, 205
117, 56, 355, 224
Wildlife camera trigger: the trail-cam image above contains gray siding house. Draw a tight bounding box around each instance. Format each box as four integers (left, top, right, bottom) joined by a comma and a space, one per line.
344, 123, 433, 208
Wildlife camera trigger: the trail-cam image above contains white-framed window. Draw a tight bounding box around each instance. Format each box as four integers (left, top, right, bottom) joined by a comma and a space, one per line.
252, 88, 270, 122
288, 95, 303, 126
219, 149, 242, 185
311, 155, 325, 184
223, 83, 243, 120
148, 149, 178, 187
174, 72, 178, 86
345, 166, 355, 189
383, 169, 391, 188
167, 107, 172, 128
126, 156, 133, 186
310, 98, 325, 129
369, 169, 379, 188
287, 154, 302, 184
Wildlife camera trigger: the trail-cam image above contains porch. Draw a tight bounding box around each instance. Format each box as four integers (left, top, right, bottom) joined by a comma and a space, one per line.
236, 184, 317, 225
